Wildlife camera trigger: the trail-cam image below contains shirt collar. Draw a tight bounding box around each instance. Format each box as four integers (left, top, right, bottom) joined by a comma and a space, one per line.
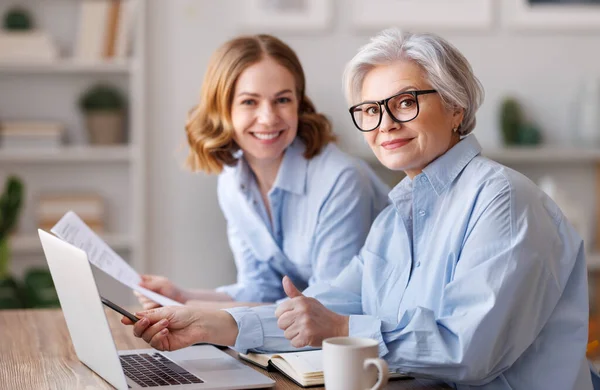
388, 134, 482, 201
234, 138, 308, 196
272, 138, 307, 195
234, 154, 253, 193
422, 134, 482, 196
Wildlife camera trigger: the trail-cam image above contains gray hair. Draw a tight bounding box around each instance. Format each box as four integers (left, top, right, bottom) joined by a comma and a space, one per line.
343, 29, 484, 136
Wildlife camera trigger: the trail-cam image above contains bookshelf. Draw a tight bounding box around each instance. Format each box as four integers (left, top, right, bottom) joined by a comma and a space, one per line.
11, 233, 131, 255
0, 0, 147, 281
483, 146, 600, 163
0, 60, 134, 74
0, 145, 133, 163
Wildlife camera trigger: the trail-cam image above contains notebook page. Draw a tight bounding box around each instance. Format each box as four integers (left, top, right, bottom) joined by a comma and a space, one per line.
239, 352, 274, 369
278, 350, 323, 375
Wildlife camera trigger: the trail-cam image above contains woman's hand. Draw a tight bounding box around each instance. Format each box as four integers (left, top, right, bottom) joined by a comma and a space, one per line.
135, 275, 188, 309
275, 276, 349, 348
121, 306, 239, 351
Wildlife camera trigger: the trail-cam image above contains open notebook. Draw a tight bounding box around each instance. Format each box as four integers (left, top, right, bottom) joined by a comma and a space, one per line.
239, 350, 409, 388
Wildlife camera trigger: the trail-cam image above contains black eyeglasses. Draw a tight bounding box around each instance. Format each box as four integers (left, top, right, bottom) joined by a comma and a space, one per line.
349, 90, 438, 132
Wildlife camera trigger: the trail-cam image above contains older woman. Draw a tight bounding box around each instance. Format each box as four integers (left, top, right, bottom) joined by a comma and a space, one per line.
124, 30, 594, 389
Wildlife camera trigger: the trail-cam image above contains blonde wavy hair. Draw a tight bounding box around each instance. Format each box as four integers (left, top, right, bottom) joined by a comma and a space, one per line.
185, 34, 336, 174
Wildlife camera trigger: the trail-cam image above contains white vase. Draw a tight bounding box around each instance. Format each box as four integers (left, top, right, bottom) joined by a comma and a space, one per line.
576, 77, 600, 146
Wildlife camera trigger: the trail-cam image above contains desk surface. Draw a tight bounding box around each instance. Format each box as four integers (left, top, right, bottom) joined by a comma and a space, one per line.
0, 309, 451, 390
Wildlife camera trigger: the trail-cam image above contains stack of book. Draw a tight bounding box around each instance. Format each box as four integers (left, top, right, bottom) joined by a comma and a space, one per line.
0, 121, 64, 149
75, 0, 138, 61
38, 194, 105, 233
0, 31, 59, 63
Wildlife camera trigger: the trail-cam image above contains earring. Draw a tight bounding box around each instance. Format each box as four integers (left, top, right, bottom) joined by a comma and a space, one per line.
452, 127, 458, 133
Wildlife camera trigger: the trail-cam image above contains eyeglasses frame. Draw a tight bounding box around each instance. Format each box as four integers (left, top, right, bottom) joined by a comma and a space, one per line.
348, 89, 438, 132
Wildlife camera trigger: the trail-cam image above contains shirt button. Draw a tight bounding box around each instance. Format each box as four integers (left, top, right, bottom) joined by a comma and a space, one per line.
252, 200, 258, 206
419, 209, 426, 216
420, 176, 427, 183
240, 184, 246, 190
415, 261, 421, 268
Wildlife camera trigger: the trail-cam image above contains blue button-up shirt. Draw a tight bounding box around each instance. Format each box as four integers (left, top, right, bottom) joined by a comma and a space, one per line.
215, 139, 390, 303
225, 135, 593, 389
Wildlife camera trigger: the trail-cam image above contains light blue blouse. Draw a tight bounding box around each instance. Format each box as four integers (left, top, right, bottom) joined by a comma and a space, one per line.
225, 135, 594, 389
215, 139, 390, 303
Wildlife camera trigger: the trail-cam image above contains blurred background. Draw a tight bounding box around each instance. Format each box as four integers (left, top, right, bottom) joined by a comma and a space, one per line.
2, 0, 600, 353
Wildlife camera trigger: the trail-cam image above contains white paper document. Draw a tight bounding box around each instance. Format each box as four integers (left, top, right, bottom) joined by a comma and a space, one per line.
51, 211, 182, 307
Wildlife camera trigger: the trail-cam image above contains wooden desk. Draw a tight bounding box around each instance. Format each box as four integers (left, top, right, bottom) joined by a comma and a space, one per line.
0, 309, 451, 389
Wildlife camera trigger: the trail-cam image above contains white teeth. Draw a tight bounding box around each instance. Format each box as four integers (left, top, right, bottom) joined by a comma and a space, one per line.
253, 132, 280, 140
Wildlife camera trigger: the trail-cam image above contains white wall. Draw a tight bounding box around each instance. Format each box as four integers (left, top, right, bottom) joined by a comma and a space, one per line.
145, 0, 600, 288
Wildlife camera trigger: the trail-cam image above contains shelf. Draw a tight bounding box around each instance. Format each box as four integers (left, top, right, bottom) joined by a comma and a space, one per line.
0, 145, 133, 163
11, 233, 131, 255
362, 146, 600, 169
483, 147, 600, 164
0, 59, 133, 74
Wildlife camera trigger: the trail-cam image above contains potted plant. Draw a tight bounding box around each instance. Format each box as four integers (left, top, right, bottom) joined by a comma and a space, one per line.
499, 97, 542, 146
78, 84, 127, 145
0, 175, 25, 309
22, 267, 59, 308
3, 7, 33, 31
0, 6, 58, 62
499, 97, 522, 146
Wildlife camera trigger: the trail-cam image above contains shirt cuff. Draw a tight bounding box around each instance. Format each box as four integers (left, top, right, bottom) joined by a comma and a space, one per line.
222, 307, 264, 353
215, 284, 239, 300
349, 314, 388, 356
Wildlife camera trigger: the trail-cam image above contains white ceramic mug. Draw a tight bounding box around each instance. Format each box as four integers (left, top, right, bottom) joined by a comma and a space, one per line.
322, 337, 389, 390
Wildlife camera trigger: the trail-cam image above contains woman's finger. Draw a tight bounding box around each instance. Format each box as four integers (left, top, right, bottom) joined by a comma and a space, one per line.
150, 328, 169, 351
283, 323, 300, 341
277, 311, 295, 330
143, 301, 160, 310
274, 299, 296, 318
132, 317, 151, 338
291, 333, 309, 348
134, 292, 160, 309
141, 318, 170, 344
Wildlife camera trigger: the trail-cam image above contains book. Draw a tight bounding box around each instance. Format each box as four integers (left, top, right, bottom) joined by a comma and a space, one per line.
0, 121, 64, 133
114, 0, 139, 58
38, 195, 105, 234
103, 0, 121, 58
75, 0, 111, 60
0, 31, 58, 62
0, 121, 64, 149
239, 350, 408, 388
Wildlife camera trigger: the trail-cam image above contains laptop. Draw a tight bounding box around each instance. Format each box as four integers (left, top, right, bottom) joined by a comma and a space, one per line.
38, 229, 275, 390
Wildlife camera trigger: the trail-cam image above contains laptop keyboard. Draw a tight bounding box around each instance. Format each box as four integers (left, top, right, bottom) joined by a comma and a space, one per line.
120, 352, 204, 387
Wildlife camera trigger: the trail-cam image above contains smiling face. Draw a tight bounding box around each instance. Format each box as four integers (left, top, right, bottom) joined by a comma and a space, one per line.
230, 57, 299, 168
360, 60, 464, 178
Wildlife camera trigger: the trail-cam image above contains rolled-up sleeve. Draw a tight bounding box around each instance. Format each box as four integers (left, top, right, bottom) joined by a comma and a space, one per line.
224, 254, 366, 353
